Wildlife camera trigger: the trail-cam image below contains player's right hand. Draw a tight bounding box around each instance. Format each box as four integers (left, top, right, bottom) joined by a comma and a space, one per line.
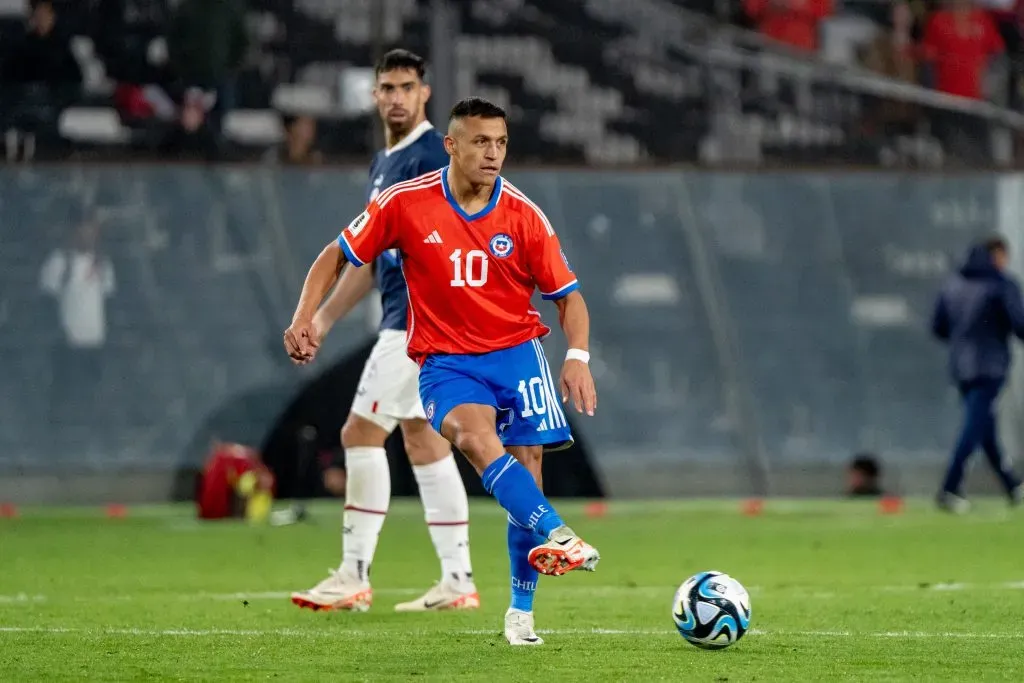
283, 318, 321, 365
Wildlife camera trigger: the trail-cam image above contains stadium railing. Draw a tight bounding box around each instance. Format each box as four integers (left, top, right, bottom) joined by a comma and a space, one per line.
590, 0, 1024, 167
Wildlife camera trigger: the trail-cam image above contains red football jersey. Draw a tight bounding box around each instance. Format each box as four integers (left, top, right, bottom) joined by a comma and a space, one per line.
337, 167, 579, 362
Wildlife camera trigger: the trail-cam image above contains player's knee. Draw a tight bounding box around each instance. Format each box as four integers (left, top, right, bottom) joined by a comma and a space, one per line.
341, 415, 387, 449
402, 426, 449, 466
452, 429, 501, 467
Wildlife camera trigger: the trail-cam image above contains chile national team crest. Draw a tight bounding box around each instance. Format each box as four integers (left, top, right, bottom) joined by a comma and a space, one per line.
489, 233, 514, 258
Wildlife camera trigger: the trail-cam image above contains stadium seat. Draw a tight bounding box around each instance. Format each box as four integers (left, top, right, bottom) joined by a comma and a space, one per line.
58, 108, 130, 144
224, 110, 285, 146
271, 83, 334, 116
147, 37, 168, 66
0, 0, 24, 16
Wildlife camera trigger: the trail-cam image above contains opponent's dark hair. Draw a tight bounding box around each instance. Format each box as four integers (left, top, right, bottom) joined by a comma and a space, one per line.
449, 97, 507, 122
374, 49, 426, 80
984, 235, 1009, 256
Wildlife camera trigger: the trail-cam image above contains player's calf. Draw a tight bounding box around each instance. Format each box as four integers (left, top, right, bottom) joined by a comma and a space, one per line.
442, 408, 601, 576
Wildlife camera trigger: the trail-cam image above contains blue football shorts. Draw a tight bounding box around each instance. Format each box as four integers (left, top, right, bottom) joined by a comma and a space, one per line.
418, 337, 573, 451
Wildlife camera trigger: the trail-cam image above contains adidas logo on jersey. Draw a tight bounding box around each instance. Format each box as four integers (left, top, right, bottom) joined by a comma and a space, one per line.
423, 230, 443, 244
536, 419, 549, 431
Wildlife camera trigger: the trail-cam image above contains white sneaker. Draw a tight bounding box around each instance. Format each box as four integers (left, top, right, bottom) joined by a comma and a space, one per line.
937, 492, 971, 515
290, 569, 372, 612
394, 582, 481, 612
504, 608, 543, 646
528, 526, 600, 576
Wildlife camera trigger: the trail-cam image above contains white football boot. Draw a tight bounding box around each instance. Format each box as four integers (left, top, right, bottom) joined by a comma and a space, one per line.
528, 526, 600, 576
936, 492, 971, 515
394, 581, 481, 612
504, 608, 543, 646
290, 569, 372, 612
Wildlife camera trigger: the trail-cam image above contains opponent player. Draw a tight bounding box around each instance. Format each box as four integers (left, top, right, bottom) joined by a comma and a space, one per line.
285, 97, 600, 645
289, 50, 479, 614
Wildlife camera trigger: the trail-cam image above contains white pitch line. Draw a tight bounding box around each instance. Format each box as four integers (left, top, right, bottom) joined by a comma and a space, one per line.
0, 594, 46, 604
4, 580, 1024, 606
1, 626, 1022, 640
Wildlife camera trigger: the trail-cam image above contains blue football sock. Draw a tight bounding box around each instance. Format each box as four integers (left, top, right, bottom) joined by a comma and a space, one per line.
508, 519, 542, 612
481, 454, 564, 538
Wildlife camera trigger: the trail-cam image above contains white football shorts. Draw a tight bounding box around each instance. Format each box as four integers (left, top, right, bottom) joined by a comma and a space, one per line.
350, 329, 426, 432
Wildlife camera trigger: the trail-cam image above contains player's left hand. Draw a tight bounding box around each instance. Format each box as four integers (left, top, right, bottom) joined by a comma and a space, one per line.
560, 359, 596, 416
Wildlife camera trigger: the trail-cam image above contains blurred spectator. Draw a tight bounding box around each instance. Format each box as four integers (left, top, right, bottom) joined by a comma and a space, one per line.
265, 115, 322, 165
94, 0, 171, 86
922, 0, 1004, 100
846, 453, 883, 497
112, 82, 178, 124
0, 0, 82, 160
152, 88, 221, 158
39, 214, 115, 426
168, 0, 247, 148
931, 237, 1024, 512
860, 1, 920, 134
743, 0, 834, 52
196, 440, 275, 521
320, 448, 346, 497
922, 0, 1005, 164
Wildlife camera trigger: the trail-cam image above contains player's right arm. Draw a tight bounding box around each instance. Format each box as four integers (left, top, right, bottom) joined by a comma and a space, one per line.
284, 241, 347, 364
312, 259, 375, 340
284, 196, 398, 364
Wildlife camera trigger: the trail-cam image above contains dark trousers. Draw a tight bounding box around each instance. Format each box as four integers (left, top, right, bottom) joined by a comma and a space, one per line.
941, 378, 1022, 497
49, 344, 104, 427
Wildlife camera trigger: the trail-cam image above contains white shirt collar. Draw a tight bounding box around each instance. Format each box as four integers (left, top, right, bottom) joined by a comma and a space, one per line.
384, 120, 434, 157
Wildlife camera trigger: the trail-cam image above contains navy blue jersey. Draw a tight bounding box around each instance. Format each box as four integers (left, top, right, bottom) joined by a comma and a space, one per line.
366, 121, 449, 331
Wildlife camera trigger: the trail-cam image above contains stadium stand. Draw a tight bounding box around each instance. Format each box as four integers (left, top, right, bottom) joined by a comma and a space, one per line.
3, 0, 1023, 165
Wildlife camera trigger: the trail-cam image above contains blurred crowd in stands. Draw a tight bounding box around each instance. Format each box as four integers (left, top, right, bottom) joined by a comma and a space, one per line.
0, 0, 1022, 164
737, 0, 1022, 105
1, 0, 255, 161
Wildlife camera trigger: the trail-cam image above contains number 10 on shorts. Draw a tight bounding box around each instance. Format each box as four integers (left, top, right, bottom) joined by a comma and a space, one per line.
517, 377, 547, 417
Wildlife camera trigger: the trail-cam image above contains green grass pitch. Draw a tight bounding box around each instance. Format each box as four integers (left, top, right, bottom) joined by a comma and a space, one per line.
1, 498, 1023, 681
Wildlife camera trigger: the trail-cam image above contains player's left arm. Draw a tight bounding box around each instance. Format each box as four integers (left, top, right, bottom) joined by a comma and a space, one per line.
554, 291, 596, 416
525, 207, 597, 416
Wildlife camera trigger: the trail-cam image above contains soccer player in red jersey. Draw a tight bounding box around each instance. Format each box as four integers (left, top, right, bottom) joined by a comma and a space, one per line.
285, 97, 599, 645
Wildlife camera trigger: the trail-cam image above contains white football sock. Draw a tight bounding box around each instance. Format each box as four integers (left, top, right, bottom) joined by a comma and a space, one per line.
339, 447, 391, 583
413, 454, 474, 589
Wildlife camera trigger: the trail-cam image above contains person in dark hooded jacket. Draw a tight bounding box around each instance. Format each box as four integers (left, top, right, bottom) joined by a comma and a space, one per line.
931, 237, 1024, 512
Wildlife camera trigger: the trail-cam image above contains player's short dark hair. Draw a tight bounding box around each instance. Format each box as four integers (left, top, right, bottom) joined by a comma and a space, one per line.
374, 49, 426, 80
984, 235, 1009, 256
449, 97, 507, 123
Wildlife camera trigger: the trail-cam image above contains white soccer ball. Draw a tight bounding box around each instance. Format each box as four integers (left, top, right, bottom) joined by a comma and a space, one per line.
671, 571, 751, 649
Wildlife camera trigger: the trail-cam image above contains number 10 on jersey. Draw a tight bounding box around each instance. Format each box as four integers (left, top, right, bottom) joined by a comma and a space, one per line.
450, 249, 488, 287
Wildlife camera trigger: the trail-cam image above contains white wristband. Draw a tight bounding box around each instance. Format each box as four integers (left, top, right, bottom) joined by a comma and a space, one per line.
566, 348, 590, 364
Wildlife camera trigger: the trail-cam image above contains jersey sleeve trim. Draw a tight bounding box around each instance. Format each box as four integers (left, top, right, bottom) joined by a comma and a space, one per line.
541, 279, 579, 301
337, 232, 367, 267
